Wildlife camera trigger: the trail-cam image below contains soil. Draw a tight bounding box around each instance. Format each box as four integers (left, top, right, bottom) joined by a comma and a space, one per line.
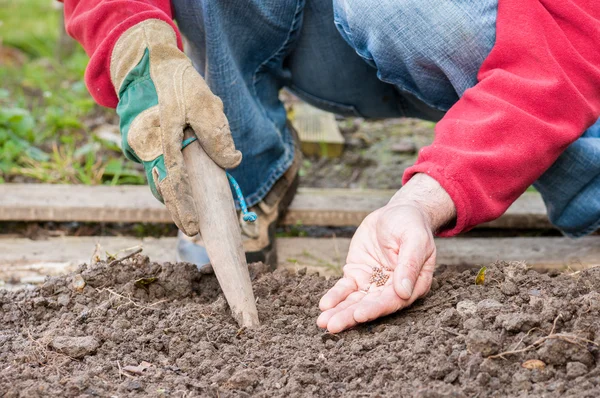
1, 256, 599, 397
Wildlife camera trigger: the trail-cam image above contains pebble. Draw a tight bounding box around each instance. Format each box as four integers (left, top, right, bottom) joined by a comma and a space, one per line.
438, 308, 460, 327
476, 299, 503, 312
495, 313, 540, 332
456, 300, 477, 317
500, 281, 519, 296
466, 330, 500, 356
51, 335, 100, 358
56, 294, 71, 307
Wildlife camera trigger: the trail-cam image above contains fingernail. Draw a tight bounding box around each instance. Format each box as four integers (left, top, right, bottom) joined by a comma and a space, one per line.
401, 278, 413, 296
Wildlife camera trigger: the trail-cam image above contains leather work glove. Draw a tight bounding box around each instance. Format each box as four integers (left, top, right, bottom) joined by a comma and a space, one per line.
110, 19, 242, 236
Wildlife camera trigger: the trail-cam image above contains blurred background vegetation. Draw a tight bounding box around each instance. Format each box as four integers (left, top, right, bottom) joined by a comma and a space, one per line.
0, 0, 144, 185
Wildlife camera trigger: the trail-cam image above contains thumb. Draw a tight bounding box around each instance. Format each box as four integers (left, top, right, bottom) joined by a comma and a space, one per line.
185, 68, 242, 169
392, 231, 430, 300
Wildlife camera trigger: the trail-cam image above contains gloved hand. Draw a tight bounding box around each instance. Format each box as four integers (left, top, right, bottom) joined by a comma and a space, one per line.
110, 19, 242, 236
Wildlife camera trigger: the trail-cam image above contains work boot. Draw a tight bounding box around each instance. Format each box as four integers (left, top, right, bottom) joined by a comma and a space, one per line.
177, 126, 301, 271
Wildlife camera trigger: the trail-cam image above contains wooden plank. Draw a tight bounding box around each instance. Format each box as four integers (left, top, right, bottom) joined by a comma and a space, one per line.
292, 102, 345, 158
1, 236, 598, 290
278, 236, 600, 272
0, 184, 551, 229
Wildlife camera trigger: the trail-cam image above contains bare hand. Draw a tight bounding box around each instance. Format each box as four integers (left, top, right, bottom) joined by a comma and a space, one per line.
317, 174, 456, 333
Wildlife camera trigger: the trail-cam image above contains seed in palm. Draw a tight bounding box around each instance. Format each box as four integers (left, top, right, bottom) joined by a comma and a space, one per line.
370, 266, 390, 287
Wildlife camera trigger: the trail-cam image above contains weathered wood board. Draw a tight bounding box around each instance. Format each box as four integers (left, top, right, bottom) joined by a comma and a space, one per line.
291, 102, 345, 158
0, 184, 551, 229
1, 236, 597, 290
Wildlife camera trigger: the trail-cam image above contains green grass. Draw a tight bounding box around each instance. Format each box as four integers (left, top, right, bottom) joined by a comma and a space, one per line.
0, 0, 58, 57
0, 0, 144, 185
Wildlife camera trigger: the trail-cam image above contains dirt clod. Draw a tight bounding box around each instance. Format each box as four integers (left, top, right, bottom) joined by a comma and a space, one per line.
566, 362, 589, 379
51, 335, 100, 359
467, 330, 501, 356
1, 258, 600, 397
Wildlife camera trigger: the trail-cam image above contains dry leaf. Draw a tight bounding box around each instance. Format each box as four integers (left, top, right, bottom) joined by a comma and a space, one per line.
475, 266, 487, 286
522, 359, 546, 370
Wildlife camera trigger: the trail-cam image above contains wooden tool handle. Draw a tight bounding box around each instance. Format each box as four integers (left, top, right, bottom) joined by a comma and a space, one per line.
182, 128, 260, 328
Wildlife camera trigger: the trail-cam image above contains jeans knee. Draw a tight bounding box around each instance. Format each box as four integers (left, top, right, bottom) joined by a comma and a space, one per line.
334, 0, 497, 108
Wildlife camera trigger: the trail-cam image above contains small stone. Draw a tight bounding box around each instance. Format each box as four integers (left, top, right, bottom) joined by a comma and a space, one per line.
227, 369, 259, 389
71, 275, 86, 292
456, 300, 477, 317
476, 299, 503, 312
33, 297, 48, 308
496, 313, 540, 332
56, 294, 71, 307
51, 336, 100, 359
463, 317, 484, 331
566, 362, 588, 379
123, 380, 142, 391
443, 369, 460, 384
438, 308, 460, 327
466, 331, 500, 357
500, 281, 519, 296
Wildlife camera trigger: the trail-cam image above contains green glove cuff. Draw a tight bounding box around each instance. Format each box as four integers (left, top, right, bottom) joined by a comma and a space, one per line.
116, 48, 167, 202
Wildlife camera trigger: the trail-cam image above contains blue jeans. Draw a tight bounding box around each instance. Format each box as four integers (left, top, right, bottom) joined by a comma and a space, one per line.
172, 0, 600, 238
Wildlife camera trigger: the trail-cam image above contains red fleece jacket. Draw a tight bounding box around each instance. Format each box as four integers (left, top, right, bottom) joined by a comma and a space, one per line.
61, 0, 182, 108
62, 0, 600, 236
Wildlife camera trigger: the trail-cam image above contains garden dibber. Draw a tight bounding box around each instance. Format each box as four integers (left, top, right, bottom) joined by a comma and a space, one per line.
181, 128, 260, 328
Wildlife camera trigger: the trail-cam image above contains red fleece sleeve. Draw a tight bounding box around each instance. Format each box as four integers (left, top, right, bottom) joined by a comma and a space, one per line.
62, 0, 182, 108
403, 0, 600, 237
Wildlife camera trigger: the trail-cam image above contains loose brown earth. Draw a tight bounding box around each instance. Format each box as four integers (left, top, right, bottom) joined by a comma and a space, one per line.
1, 256, 599, 397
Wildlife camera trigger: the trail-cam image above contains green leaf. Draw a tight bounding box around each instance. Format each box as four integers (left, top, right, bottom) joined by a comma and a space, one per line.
0, 108, 35, 139
475, 266, 487, 286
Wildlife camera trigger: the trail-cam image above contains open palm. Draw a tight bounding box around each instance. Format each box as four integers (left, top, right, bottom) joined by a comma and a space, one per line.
317, 203, 437, 333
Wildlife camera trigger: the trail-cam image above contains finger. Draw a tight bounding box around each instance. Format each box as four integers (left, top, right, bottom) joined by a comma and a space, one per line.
319, 277, 358, 311
148, 51, 201, 236
407, 254, 436, 304
185, 68, 242, 169
317, 291, 365, 329
155, 168, 200, 236
393, 231, 431, 300
352, 286, 404, 323
325, 302, 362, 333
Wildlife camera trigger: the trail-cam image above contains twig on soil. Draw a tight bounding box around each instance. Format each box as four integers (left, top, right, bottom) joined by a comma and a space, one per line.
117, 360, 122, 381
96, 287, 167, 311
440, 327, 464, 337
508, 327, 540, 352
488, 314, 598, 360
26, 328, 76, 374
107, 248, 143, 267
407, 293, 459, 313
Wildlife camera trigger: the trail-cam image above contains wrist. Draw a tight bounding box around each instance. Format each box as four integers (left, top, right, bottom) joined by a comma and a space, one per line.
388, 173, 457, 232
